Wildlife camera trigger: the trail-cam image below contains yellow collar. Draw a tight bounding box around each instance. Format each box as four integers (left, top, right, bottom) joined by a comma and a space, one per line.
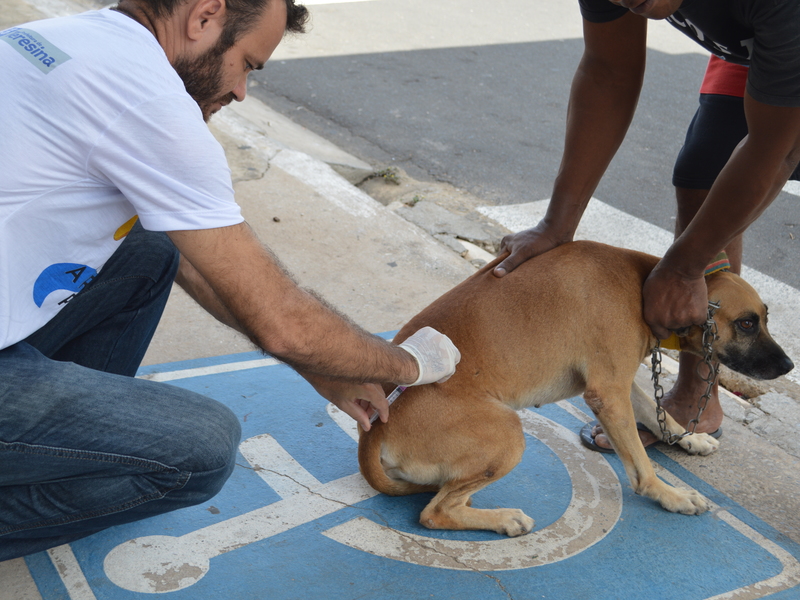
660, 332, 682, 350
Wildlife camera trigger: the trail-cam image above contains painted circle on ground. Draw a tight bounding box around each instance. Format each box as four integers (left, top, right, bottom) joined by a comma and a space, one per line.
323, 406, 623, 570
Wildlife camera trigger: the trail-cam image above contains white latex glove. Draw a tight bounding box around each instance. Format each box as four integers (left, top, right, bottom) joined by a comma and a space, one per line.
398, 326, 461, 385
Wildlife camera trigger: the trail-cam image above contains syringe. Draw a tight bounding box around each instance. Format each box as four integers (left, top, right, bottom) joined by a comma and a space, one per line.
369, 385, 407, 424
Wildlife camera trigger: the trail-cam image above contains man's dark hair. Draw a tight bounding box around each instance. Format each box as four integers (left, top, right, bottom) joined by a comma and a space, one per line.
220, 0, 308, 51
141, 0, 308, 47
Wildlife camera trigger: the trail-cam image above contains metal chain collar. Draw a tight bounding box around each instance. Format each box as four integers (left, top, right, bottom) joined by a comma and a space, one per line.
651, 301, 721, 445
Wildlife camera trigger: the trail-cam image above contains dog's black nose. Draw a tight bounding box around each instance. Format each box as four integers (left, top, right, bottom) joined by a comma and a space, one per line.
778, 355, 795, 375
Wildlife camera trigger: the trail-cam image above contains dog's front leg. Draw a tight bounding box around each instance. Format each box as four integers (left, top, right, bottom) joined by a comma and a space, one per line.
585, 385, 710, 515
629, 382, 720, 456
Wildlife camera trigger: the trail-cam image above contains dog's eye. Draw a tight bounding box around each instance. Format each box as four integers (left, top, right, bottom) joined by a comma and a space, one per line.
737, 319, 755, 331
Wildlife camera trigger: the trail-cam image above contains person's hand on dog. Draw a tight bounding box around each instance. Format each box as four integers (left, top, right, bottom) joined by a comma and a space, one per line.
302, 373, 389, 431
492, 221, 572, 278
398, 326, 461, 385
643, 260, 709, 340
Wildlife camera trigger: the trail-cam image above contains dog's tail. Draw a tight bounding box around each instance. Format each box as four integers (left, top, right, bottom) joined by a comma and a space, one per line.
358, 426, 439, 496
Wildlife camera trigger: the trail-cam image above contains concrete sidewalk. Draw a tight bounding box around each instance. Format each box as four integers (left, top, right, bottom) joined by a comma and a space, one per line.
2, 1, 800, 598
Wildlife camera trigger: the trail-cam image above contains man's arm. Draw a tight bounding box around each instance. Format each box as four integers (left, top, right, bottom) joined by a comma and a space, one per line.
175, 251, 389, 428
174, 253, 244, 333
643, 96, 800, 338
494, 13, 647, 276
170, 229, 461, 429
168, 222, 420, 384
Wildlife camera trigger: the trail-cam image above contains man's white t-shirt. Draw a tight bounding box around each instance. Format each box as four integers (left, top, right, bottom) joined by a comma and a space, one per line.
0, 9, 244, 350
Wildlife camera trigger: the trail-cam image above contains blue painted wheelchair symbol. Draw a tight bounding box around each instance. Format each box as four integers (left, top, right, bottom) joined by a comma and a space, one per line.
28, 357, 800, 600
103, 405, 623, 591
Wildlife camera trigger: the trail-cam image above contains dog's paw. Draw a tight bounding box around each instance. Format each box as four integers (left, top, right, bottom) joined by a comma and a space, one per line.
496, 509, 535, 537
661, 487, 711, 515
678, 432, 720, 456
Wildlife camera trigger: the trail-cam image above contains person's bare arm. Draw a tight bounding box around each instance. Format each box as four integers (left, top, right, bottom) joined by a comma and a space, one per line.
174, 253, 244, 333
167, 222, 419, 385
643, 96, 800, 338
494, 13, 647, 276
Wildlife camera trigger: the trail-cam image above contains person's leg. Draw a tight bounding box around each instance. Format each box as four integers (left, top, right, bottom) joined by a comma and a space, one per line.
663, 93, 748, 435
652, 187, 740, 440
614, 62, 800, 448
0, 342, 241, 561
589, 94, 748, 450
24, 220, 180, 376
1, 222, 241, 559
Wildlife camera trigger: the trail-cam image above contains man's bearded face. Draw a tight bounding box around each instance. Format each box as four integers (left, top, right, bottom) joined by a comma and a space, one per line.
173, 40, 236, 122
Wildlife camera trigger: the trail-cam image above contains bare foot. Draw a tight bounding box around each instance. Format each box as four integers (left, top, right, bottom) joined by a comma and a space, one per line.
590, 353, 724, 450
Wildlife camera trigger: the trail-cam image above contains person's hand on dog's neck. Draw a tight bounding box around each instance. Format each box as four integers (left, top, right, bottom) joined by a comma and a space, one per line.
113, 0, 226, 65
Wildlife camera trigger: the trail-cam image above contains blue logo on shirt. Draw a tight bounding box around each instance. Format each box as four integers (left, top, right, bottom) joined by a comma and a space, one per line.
0, 27, 71, 74
33, 263, 97, 307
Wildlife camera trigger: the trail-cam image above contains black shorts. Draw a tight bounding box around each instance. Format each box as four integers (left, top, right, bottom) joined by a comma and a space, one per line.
673, 93, 800, 189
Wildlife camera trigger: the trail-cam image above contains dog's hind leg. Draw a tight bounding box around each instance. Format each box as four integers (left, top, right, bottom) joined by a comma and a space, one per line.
418, 423, 534, 537
585, 384, 710, 515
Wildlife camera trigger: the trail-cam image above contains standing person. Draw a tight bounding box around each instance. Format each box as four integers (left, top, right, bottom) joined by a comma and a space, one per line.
0, 0, 459, 559
492, 0, 800, 451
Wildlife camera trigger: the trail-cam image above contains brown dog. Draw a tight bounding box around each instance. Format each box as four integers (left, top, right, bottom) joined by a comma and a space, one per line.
358, 241, 793, 537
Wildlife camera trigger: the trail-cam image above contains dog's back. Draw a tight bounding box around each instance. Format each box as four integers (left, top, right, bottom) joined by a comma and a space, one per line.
394, 240, 658, 401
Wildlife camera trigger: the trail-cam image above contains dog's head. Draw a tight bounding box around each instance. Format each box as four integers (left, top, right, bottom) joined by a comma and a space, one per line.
680, 271, 794, 380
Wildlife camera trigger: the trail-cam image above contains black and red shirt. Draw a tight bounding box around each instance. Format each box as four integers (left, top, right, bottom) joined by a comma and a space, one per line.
578, 0, 800, 107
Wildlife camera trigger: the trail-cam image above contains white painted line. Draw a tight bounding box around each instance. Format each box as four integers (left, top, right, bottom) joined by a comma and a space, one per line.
654, 466, 800, 598
47, 546, 97, 600
271, 149, 379, 219
327, 404, 360, 442
103, 436, 380, 593
707, 511, 800, 599
554, 397, 800, 597
784, 180, 800, 197
137, 357, 280, 382
239, 433, 323, 496
478, 198, 800, 385
220, 97, 372, 172
479, 198, 673, 256
556, 399, 594, 424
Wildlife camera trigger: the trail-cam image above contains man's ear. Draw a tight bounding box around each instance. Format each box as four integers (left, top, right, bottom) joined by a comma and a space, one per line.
186, 0, 226, 42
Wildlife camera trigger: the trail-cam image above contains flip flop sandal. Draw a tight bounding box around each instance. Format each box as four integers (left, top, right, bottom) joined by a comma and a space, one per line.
579, 420, 722, 454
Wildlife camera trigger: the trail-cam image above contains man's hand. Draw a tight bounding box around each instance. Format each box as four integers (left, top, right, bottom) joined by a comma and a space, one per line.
303, 374, 389, 431
642, 261, 708, 340
492, 222, 569, 278
397, 327, 461, 385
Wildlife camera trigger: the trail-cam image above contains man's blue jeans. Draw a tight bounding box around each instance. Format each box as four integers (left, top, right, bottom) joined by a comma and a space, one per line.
0, 224, 241, 560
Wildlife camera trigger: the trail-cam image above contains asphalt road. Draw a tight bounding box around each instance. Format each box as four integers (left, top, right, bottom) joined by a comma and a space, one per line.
249, 0, 800, 291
